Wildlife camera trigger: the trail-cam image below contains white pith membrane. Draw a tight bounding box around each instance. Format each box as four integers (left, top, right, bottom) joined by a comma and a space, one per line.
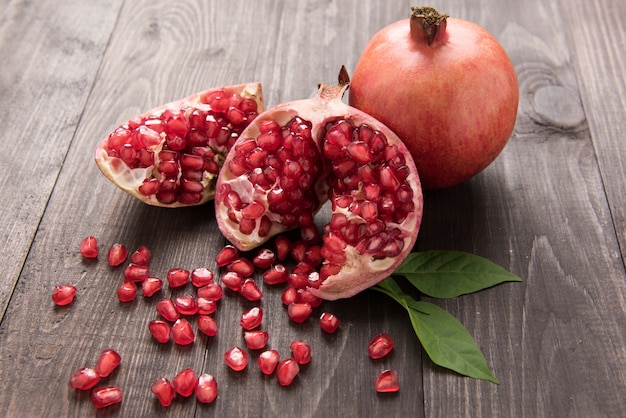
216, 83, 423, 300
95, 83, 263, 207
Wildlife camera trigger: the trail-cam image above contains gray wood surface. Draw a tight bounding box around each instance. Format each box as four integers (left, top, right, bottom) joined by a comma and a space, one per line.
0, 0, 624, 417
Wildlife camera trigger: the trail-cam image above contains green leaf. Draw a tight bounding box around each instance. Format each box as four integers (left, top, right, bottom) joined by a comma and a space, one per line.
393, 251, 522, 299
373, 278, 499, 383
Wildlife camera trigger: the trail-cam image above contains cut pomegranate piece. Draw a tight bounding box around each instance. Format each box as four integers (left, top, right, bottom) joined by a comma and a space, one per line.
224, 346, 249, 371
173, 294, 198, 315
156, 298, 179, 322
276, 358, 300, 386
191, 267, 214, 287
287, 302, 312, 323
290, 340, 312, 365
374, 369, 400, 393
95, 83, 264, 207
95, 349, 121, 378
173, 368, 197, 397
197, 315, 218, 336
141, 277, 163, 297
166, 268, 190, 288
91, 386, 123, 409
196, 373, 218, 404
171, 319, 195, 345
52, 284, 77, 306
117, 281, 138, 302
151, 377, 175, 407
244, 330, 269, 350
69, 367, 101, 390
240, 306, 263, 330
79, 236, 98, 258
148, 320, 171, 343
319, 312, 341, 333
130, 245, 151, 266
214, 68, 423, 300
107, 243, 128, 266
368, 333, 395, 359
257, 349, 280, 375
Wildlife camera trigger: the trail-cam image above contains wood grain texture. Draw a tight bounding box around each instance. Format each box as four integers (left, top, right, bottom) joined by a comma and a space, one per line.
0, 0, 624, 417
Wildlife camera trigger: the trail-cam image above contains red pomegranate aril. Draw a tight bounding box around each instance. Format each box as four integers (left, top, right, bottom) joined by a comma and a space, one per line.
290, 340, 312, 365
52, 284, 77, 306
252, 248, 276, 269
123, 263, 150, 282
263, 264, 289, 285
287, 272, 309, 290
167, 268, 190, 288
197, 282, 223, 301
95, 349, 121, 378
274, 236, 291, 261
257, 349, 280, 375
80, 236, 98, 258
91, 386, 123, 409
374, 369, 400, 393
69, 367, 100, 390
107, 243, 128, 267
142, 277, 163, 297
117, 281, 138, 302
281, 287, 297, 306
287, 302, 313, 323
130, 246, 151, 266
221, 271, 244, 291
191, 267, 215, 287
227, 258, 255, 277
149, 320, 171, 343
215, 245, 239, 267
196, 374, 218, 404
173, 368, 197, 397
224, 346, 249, 371
276, 359, 300, 386
151, 377, 175, 407
244, 330, 269, 350
319, 312, 341, 333
240, 279, 263, 301
171, 319, 195, 345
368, 333, 394, 359
296, 288, 322, 307
240, 306, 263, 330
198, 315, 218, 336
197, 296, 217, 314
174, 295, 198, 315
156, 298, 180, 322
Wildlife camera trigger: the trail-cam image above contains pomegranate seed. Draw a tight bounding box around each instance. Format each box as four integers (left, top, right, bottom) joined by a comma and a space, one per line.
257, 350, 280, 375
296, 288, 322, 307
174, 294, 198, 315
123, 263, 150, 282
252, 248, 276, 269
151, 377, 175, 407
197, 315, 218, 336
95, 349, 121, 378
263, 264, 289, 285
240, 306, 263, 330
149, 320, 171, 343
191, 267, 214, 287
290, 340, 311, 364
156, 298, 179, 322
227, 258, 255, 277
130, 246, 151, 266
224, 346, 249, 371
52, 284, 77, 306
173, 368, 197, 397
221, 271, 244, 291
290, 240, 308, 262
69, 367, 100, 390
107, 243, 127, 267
117, 281, 138, 302
196, 373, 218, 404
274, 236, 291, 261
244, 330, 269, 350
368, 333, 395, 359
374, 369, 400, 393
197, 282, 223, 301
197, 297, 217, 315
319, 312, 341, 333
91, 386, 123, 409
167, 268, 190, 288
276, 358, 300, 386
240, 279, 263, 301
281, 287, 297, 306
171, 319, 195, 345
80, 236, 98, 258
141, 277, 163, 297
215, 245, 239, 267
287, 302, 312, 323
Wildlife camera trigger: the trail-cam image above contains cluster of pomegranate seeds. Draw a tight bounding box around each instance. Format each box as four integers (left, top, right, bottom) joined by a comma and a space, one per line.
69, 348, 123, 408
51, 284, 77, 306
80, 236, 99, 258
152, 369, 218, 406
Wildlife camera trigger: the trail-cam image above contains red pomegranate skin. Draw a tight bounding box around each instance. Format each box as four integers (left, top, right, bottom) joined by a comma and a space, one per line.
349, 11, 519, 189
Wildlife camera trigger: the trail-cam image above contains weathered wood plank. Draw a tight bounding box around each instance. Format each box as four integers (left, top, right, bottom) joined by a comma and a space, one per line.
416, 0, 626, 417
0, 0, 122, 319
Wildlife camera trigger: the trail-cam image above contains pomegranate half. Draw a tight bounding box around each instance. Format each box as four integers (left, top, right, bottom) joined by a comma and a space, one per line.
95, 83, 263, 207
349, 7, 519, 189
215, 68, 423, 300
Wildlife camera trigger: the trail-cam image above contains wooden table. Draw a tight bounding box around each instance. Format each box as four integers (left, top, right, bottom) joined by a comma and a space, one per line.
1, 0, 624, 416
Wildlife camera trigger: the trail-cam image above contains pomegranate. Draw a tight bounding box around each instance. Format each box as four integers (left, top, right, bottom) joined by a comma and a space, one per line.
52, 284, 77, 306
349, 7, 519, 189
171, 319, 195, 345
197, 315, 218, 336
368, 333, 395, 359
107, 243, 127, 266
151, 377, 175, 407
257, 350, 280, 375
224, 346, 249, 371
276, 358, 300, 386
374, 369, 400, 393
195, 374, 218, 404
91, 386, 123, 408
148, 320, 171, 343
80, 236, 98, 258
215, 67, 423, 300
172, 368, 197, 397
69, 367, 101, 390
141, 277, 163, 297
319, 312, 341, 333
95, 349, 121, 378
95, 83, 263, 206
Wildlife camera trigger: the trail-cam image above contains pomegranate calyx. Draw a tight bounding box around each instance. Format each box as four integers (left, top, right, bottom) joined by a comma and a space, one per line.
410, 6, 448, 45
318, 65, 351, 101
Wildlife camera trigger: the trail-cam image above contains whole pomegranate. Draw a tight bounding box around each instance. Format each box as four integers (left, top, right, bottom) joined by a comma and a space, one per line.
349, 7, 519, 189
95, 83, 263, 206
215, 67, 423, 300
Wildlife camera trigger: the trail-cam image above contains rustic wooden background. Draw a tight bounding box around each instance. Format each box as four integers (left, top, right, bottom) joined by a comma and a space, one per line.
0, 0, 624, 416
